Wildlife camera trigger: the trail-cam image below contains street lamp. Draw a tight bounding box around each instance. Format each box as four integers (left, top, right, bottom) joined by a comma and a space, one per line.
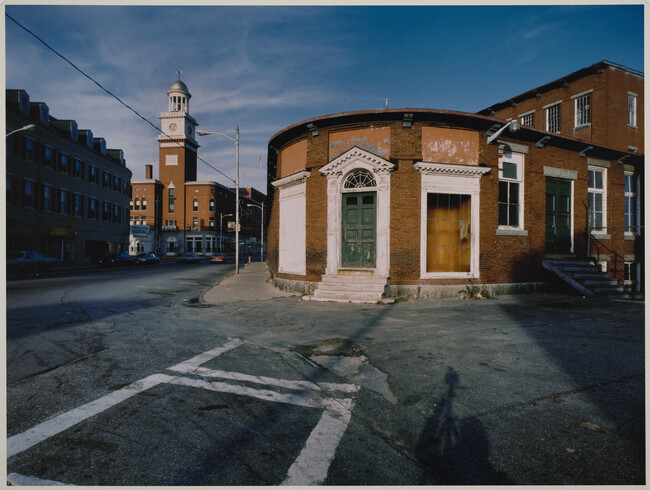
220, 213, 233, 253
6, 124, 36, 137
486, 119, 521, 145
246, 202, 264, 263
197, 127, 240, 273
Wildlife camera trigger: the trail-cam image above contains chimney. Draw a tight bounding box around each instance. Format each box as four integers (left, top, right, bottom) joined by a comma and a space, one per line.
146, 164, 153, 180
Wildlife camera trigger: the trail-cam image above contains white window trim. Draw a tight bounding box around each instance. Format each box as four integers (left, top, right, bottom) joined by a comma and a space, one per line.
416, 163, 489, 279
588, 165, 607, 235
498, 152, 525, 232
572, 89, 593, 128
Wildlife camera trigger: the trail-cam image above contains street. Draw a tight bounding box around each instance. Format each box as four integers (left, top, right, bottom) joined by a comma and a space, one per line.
5, 264, 645, 485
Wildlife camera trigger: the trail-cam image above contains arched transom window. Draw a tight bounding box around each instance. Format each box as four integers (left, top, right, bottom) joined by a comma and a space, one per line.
343, 169, 376, 190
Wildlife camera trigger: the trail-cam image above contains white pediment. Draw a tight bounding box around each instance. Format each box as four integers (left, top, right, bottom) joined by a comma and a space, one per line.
320, 147, 394, 177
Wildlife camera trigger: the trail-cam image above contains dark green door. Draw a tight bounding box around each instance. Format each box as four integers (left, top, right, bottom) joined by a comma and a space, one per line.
342, 192, 376, 268
545, 178, 572, 253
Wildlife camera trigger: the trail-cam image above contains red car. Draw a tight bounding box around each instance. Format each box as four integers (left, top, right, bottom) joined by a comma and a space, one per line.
210, 253, 225, 264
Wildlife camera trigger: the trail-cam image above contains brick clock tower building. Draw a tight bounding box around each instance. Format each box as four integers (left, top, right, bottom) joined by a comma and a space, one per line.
130, 77, 265, 257
157, 78, 199, 254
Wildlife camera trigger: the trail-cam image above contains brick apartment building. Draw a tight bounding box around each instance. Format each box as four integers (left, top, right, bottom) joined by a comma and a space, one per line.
266, 61, 643, 302
129, 78, 266, 257
6, 89, 132, 264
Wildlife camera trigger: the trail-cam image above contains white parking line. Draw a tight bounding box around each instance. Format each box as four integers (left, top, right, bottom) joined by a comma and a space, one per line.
8, 338, 357, 485
184, 366, 360, 394
168, 338, 245, 373
7, 373, 174, 458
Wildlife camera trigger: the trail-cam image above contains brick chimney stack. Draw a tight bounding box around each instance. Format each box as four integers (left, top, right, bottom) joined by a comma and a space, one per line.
146, 164, 153, 180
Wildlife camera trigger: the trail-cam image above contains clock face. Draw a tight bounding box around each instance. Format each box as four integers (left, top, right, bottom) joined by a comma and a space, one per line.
169, 123, 177, 131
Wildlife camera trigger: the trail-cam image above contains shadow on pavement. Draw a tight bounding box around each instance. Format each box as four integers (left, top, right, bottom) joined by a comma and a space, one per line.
416, 367, 511, 485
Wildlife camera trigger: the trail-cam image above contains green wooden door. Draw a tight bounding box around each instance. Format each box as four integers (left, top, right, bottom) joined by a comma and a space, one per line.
342, 192, 376, 268
545, 178, 572, 253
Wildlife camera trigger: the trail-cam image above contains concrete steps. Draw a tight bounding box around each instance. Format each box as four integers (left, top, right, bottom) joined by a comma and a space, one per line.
305, 272, 392, 304
543, 258, 629, 299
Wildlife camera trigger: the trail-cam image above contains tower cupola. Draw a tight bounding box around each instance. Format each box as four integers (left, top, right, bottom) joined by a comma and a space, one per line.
167, 78, 191, 113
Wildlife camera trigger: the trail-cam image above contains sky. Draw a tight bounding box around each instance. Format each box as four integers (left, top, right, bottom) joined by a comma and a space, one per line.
4, 2, 645, 193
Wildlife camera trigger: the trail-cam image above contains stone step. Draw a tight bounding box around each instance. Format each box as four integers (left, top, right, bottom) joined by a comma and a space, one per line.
317, 282, 387, 293
582, 279, 619, 287
311, 290, 385, 303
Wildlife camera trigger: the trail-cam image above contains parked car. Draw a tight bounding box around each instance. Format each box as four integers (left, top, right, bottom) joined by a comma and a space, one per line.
177, 252, 204, 263
134, 253, 161, 265
6, 251, 59, 272
100, 253, 134, 267
210, 253, 225, 264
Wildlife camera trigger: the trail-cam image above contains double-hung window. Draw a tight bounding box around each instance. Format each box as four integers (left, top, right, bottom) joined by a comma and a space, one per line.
545, 102, 561, 133
628, 93, 637, 128
624, 172, 639, 235
588, 166, 607, 232
168, 188, 175, 213
573, 90, 592, 128
42, 185, 54, 212
89, 197, 98, 219
498, 152, 524, 229
22, 179, 35, 208
520, 111, 534, 127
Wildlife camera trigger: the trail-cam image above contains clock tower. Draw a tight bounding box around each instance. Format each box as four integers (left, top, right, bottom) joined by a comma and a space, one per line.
157, 76, 199, 234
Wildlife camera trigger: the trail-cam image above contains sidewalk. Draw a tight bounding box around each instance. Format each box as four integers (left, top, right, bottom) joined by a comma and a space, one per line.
202, 262, 298, 303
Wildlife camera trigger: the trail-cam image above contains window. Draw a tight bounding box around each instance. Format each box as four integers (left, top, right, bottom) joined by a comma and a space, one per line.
113, 203, 120, 223
193, 217, 199, 230
588, 166, 606, 231
520, 111, 534, 127
625, 173, 639, 234
498, 153, 524, 229
22, 179, 35, 208
59, 189, 70, 215
7, 175, 17, 205
89, 198, 98, 219
89, 165, 98, 184
628, 93, 637, 127
574, 91, 591, 127
24, 138, 35, 161
74, 193, 83, 217
546, 103, 561, 133
74, 159, 84, 179
141, 217, 147, 225
193, 198, 198, 212
59, 153, 70, 173
168, 188, 175, 213
134, 198, 140, 210
114, 175, 120, 191
103, 201, 110, 221
42, 185, 54, 212
43, 146, 54, 167
129, 200, 134, 210
209, 218, 215, 230
103, 171, 111, 188
141, 198, 147, 210
209, 199, 215, 211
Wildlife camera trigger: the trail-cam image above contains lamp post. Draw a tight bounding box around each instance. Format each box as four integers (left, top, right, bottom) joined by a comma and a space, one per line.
197, 127, 240, 273
220, 212, 233, 253
246, 202, 264, 263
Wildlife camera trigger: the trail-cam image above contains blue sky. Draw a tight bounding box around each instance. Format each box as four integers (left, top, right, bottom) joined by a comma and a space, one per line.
5, 3, 645, 192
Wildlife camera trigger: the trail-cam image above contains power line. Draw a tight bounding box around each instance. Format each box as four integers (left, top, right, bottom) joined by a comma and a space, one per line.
5, 12, 236, 185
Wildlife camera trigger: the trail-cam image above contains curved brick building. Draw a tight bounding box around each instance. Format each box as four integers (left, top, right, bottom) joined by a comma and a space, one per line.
266, 63, 644, 302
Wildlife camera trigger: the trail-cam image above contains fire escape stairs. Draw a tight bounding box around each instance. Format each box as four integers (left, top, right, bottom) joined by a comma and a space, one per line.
304, 270, 393, 304
542, 258, 629, 299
